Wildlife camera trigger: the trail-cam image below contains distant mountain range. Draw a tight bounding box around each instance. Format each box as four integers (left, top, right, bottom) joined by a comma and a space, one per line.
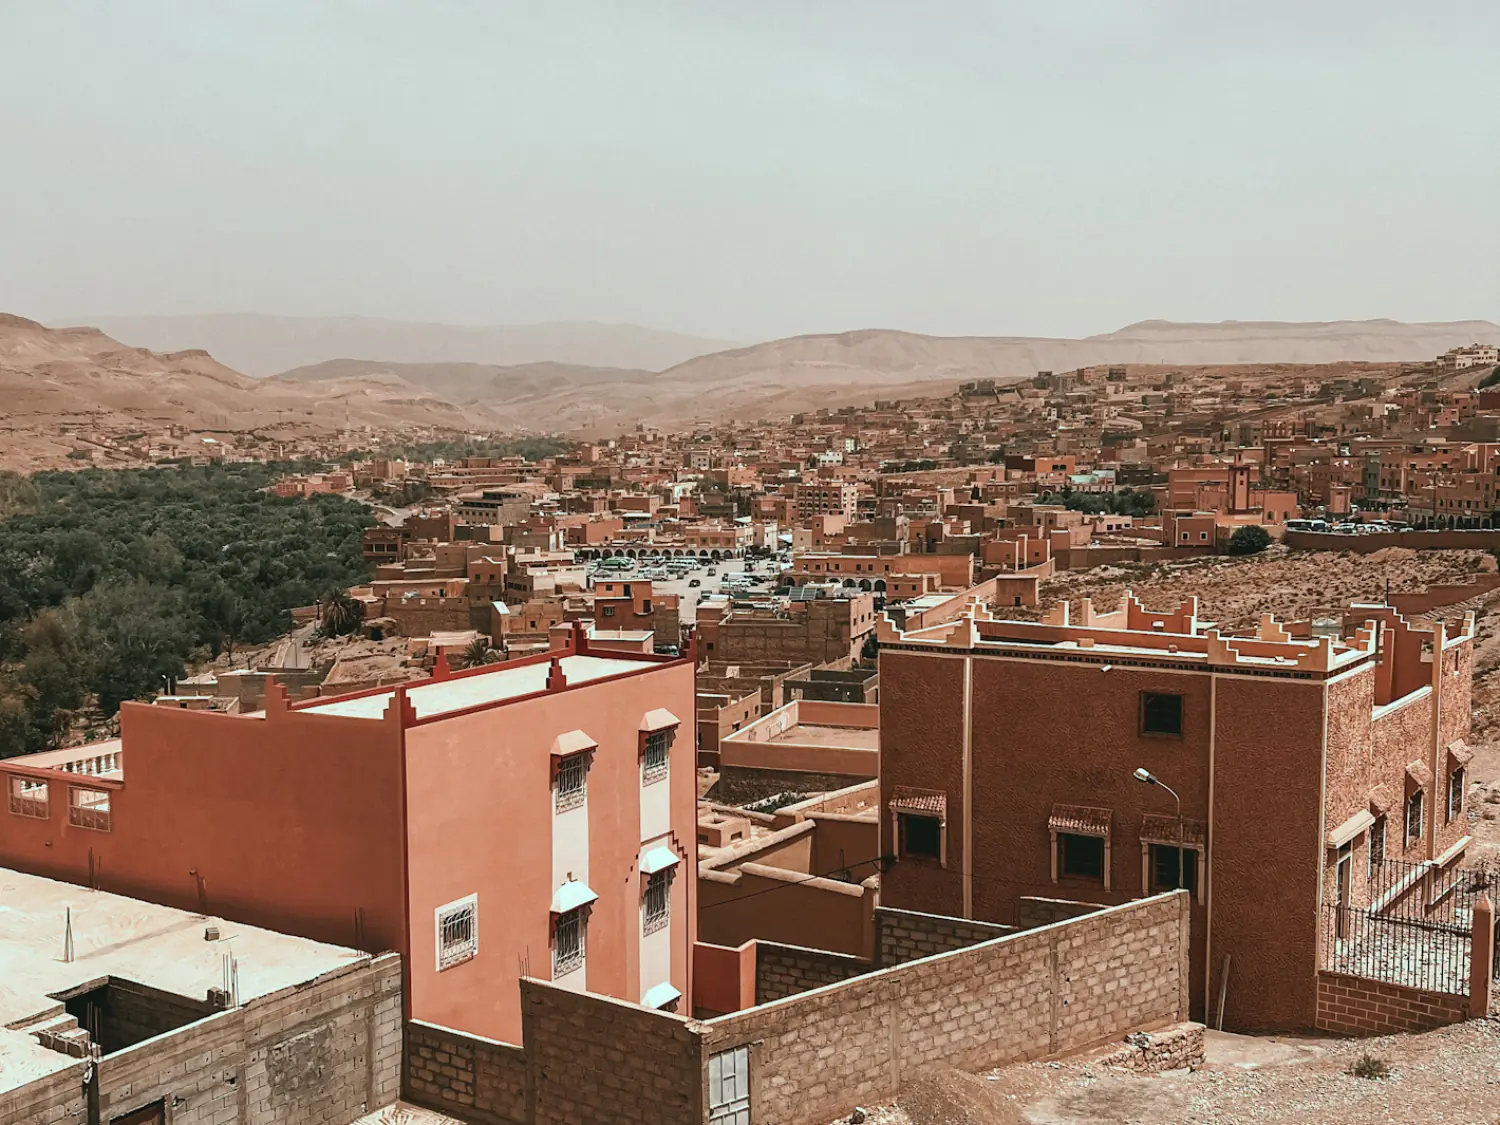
5, 313, 1499, 469
79, 314, 735, 376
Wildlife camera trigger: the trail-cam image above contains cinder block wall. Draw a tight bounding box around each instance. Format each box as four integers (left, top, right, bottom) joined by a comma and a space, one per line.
1015, 896, 1107, 929
404, 1021, 527, 1125
76, 952, 402, 1125
701, 893, 1189, 1125
755, 942, 868, 1003
874, 907, 1016, 966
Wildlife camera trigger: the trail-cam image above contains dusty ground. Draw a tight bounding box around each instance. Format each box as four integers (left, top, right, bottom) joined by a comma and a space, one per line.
837, 1022, 1500, 1125
1024, 545, 1496, 632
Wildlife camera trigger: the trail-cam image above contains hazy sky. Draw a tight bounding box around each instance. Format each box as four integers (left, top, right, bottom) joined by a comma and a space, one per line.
1, 1, 1496, 341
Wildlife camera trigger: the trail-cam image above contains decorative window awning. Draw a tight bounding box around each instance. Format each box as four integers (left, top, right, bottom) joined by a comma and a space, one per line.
1049, 804, 1112, 838
1326, 809, 1375, 849
1369, 786, 1399, 815
642, 982, 681, 1010
1140, 814, 1206, 849
1448, 740, 1474, 766
640, 708, 681, 733
890, 786, 947, 820
551, 729, 598, 758
640, 845, 680, 876
1405, 759, 1433, 790
550, 879, 598, 915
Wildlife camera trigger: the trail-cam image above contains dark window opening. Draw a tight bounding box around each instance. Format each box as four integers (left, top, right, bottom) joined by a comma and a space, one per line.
1369, 814, 1386, 870
1449, 767, 1466, 822
1058, 833, 1105, 881
900, 813, 942, 859
1149, 844, 1198, 894
1141, 692, 1183, 737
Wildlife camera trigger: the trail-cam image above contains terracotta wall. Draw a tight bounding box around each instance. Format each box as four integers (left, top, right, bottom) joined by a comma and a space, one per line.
1285, 529, 1500, 553
0, 701, 408, 958
1315, 971, 1468, 1036
698, 867, 876, 957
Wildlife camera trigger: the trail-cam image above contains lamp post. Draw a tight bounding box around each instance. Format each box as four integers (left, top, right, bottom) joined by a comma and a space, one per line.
1134, 767, 1185, 894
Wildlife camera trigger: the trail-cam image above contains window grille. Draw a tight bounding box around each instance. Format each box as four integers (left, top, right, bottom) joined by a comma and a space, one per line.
556, 754, 588, 812
69, 786, 111, 832
1449, 767, 1466, 822
435, 895, 478, 970
644, 871, 672, 935
554, 909, 585, 977
643, 729, 672, 784
9, 777, 48, 819
1406, 789, 1424, 844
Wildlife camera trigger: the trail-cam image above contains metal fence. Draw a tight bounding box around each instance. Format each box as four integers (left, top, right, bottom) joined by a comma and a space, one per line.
1321, 857, 1498, 997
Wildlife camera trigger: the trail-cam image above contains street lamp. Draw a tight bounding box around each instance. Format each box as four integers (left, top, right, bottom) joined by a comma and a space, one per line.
1133, 768, 1186, 894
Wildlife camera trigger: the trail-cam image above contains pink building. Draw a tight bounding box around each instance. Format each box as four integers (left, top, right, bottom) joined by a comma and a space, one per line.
0, 625, 698, 1046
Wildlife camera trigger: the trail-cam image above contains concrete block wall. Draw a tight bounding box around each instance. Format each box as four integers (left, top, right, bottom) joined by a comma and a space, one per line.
1015, 896, 1108, 930
755, 942, 869, 1003
64, 952, 401, 1125
700, 893, 1188, 1125
519, 980, 703, 1125
404, 1021, 526, 1125
874, 907, 1016, 967
88, 979, 215, 1053
0, 1063, 89, 1125
1315, 971, 1469, 1036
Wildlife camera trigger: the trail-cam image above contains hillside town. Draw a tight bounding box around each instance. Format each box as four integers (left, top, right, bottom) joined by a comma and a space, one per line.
8, 344, 1500, 1125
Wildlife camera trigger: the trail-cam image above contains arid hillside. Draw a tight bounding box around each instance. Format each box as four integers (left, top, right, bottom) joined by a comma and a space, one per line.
0, 315, 503, 471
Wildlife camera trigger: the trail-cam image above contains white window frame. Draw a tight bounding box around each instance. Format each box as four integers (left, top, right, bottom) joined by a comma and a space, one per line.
435, 894, 478, 971
555, 753, 589, 813
643, 728, 673, 785
643, 869, 672, 935
554, 908, 586, 977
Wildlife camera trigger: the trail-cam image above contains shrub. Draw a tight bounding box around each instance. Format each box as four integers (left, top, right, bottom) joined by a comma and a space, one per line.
1348, 1053, 1391, 1080
1227, 525, 1272, 556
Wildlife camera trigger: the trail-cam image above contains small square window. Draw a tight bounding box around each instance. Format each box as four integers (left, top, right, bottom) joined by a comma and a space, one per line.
1140, 692, 1183, 737
435, 895, 478, 970
554, 908, 586, 977
556, 754, 588, 812
9, 776, 49, 819
1059, 833, 1105, 882
69, 786, 111, 832
900, 813, 942, 859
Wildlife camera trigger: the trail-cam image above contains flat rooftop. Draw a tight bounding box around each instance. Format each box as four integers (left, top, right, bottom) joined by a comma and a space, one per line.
0, 866, 367, 1094
768, 723, 881, 751
300, 652, 651, 720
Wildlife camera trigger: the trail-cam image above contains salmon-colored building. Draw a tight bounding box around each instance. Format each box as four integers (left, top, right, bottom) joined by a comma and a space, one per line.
0, 625, 697, 1045
876, 592, 1476, 1031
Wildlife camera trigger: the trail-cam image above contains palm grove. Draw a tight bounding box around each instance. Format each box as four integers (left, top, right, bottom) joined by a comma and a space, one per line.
0, 465, 372, 758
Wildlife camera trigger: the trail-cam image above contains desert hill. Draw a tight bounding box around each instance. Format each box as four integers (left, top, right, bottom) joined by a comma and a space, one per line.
79, 313, 734, 376
0, 315, 505, 472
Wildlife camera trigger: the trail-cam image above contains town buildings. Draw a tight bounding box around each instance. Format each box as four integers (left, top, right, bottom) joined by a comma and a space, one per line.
876, 590, 1476, 1031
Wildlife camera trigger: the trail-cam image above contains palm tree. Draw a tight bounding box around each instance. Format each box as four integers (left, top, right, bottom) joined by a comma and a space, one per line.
461, 637, 496, 669
319, 589, 363, 637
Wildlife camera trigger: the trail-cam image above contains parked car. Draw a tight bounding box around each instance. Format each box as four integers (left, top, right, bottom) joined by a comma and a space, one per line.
688, 579, 701, 587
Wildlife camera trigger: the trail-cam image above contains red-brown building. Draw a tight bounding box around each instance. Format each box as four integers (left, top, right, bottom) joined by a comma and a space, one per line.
0, 626, 698, 1045
876, 591, 1476, 1031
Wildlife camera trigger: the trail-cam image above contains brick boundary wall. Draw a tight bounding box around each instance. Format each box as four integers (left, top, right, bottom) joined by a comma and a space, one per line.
874, 907, 1017, 967
701, 892, 1189, 1125
404, 1021, 527, 1125
1314, 971, 1469, 1036
756, 942, 870, 1003
1015, 896, 1108, 929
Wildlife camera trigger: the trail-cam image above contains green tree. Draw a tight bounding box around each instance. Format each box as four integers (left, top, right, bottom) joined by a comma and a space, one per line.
460, 637, 497, 668
319, 589, 364, 637
1227, 525, 1272, 556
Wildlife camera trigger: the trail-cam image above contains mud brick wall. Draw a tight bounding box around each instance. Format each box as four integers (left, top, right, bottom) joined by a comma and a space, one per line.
874, 907, 1016, 967
701, 893, 1188, 1125
519, 980, 703, 1125
404, 1021, 527, 1125
81, 952, 402, 1125
1015, 896, 1107, 930
755, 942, 869, 1003
1315, 971, 1469, 1036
